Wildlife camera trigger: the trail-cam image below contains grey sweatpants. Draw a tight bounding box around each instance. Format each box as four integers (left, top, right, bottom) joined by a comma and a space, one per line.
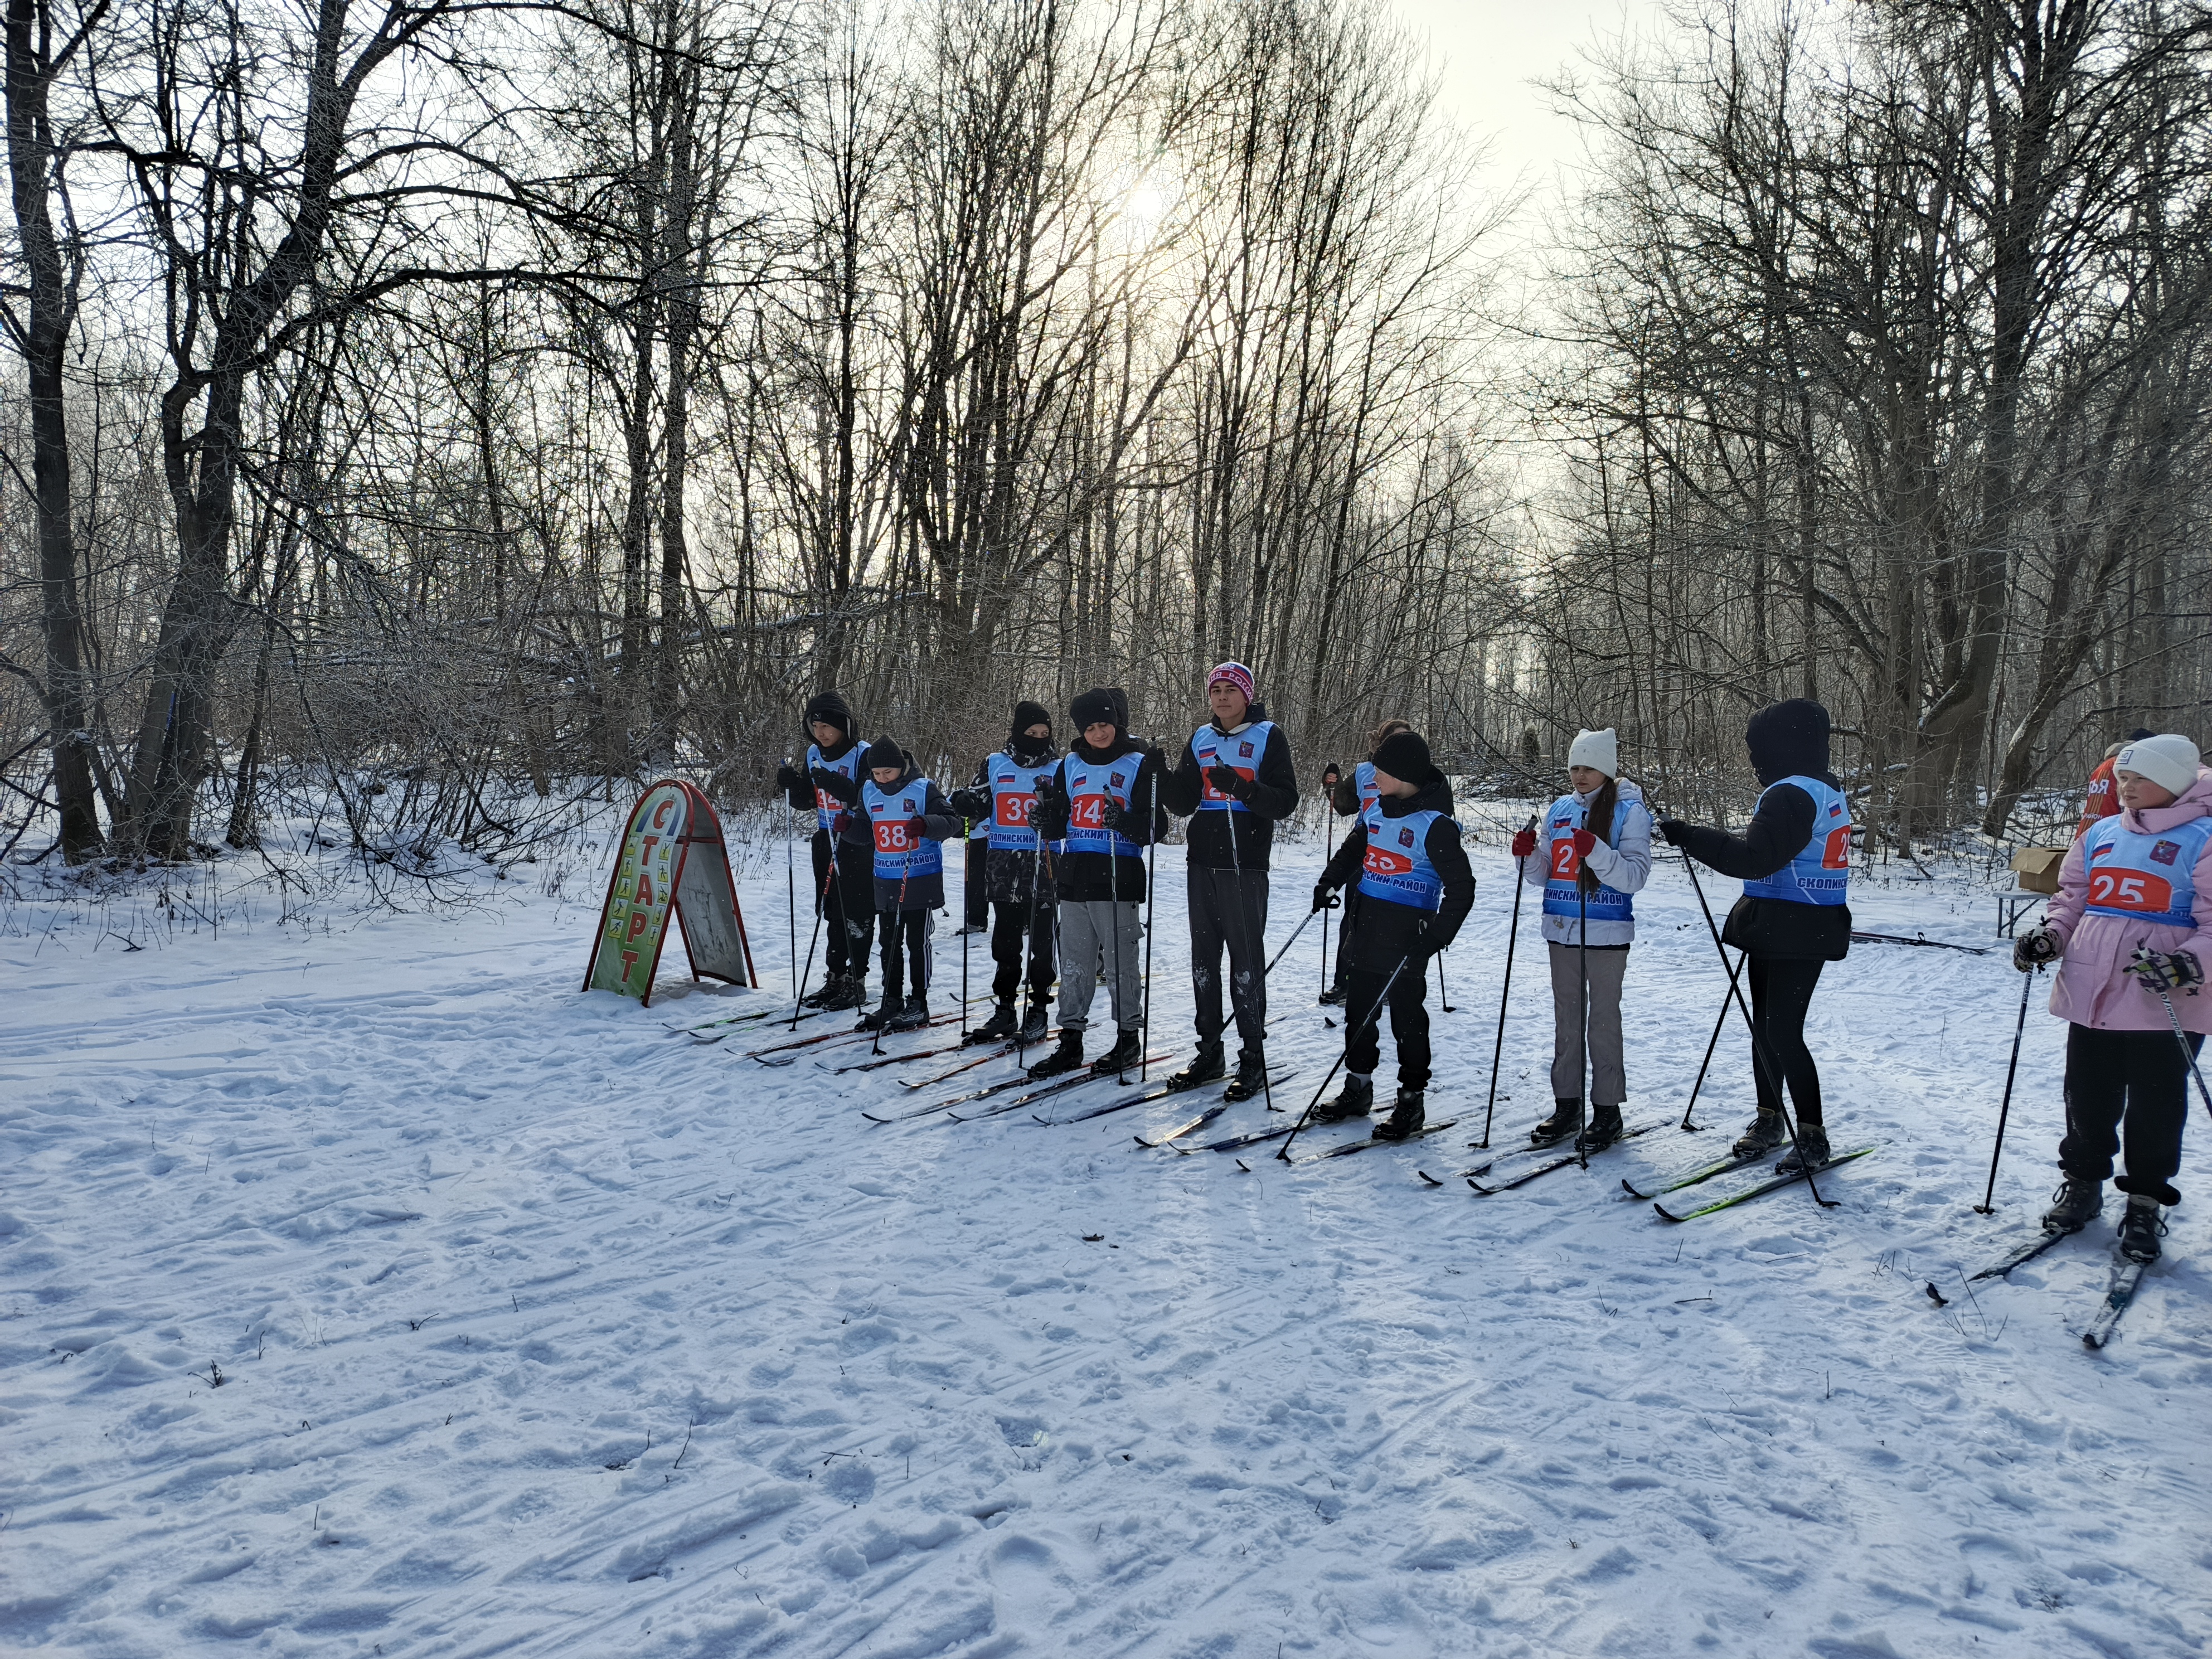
1548, 942, 1629, 1105
1057, 899, 1143, 1033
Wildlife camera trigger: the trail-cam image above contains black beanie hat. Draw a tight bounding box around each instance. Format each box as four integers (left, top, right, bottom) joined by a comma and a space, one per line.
1744, 698, 1831, 787
804, 690, 853, 738
1070, 687, 1123, 734
861, 735, 905, 773
1372, 729, 1439, 786
1012, 700, 1052, 738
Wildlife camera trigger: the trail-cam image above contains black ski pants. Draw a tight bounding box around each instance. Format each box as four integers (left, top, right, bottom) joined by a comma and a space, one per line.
877, 909, 931, 1003
2060, 1023, 2203, 1205
963, 838, 989, 929
839, 841, 875, 979
989, 898, 1055, 1005
812, 832, 857, 978
1188, 866, 1268, 1051
1345, 957, 1431, 1092
1747, 955, 1825, 1125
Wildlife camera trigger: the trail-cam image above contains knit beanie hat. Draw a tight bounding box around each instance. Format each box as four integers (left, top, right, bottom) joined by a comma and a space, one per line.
1207, 661, 1255, 705
1070, 687, 1123, 734
1371, 730, 1439, 786
1566, 727, 1618, 778
861, 736, 905, 773
1012, 700, 1052, 737
2115, 734, 2201, 798
804, 690, 853, 738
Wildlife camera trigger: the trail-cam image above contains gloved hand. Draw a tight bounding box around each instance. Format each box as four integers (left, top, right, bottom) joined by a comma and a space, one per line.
775, 761, 803, 793
906, 816, 933, 845
2129, 947, 2204, 993
1510, 826, 1537, 858
811, 766, 855, 802
948, 787, 988, 821
1571, 827, 1597, 857
1098, 799, 1128, 831
1206, 763, 1250, 800
1657, 818, 1692, 848
2012, 925, 2061, 972
1034, 772, 1066, 811
1311, 882, 1335, 913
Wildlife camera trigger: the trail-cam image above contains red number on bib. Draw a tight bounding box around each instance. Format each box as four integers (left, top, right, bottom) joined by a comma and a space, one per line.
996, 793, 1033, 828
1071, 795, 1107, 829
1550, 838, 1580, 880
2090, 869, 2173, 913
1822, 826, 1851, 870
1365, 845, 1413, 878
874, 821, 910, 853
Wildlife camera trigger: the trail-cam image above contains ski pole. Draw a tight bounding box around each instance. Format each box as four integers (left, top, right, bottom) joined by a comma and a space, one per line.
1974, 963, 2039, 1215
1435, 949, 1454, 1013
1680, 953, 1744, 1132
1224, 773, 1275, 1117
1109, 784, 1129, 1084
959, 816, 971, 1043
1679, 850, 1835, 1208
1478, 815, 1536, 1150
1143, 772, 1158, 1083
1277, 951, 1414, 1160
1576, 880, 1589, 1168
786, 784, 797, 997
2136, 947, 2212, 1124
788, 848, 834, 1030
1320, 890, 1330, 998
1264, 898, 1335, 977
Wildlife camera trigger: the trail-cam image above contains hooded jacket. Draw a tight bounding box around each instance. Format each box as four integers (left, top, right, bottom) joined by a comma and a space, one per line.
1671, 699, 1852, 960
1160, 699, 1299, 870
1318, 772, 1475, 970
785, 691, 861, 820
2045, 767, 2212, 1034
855, 761, 960, 912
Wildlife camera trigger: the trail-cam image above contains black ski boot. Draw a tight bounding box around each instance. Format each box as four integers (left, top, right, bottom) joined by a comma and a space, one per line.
1317, 983, 1347, 1007
1018, 997, 1051, 1044
888, 995, 928, 1034
1167, 1037, 1226, 1092
1774, 1122, 1830, 1176
1731, 1108, 1787, 1160
800, 974, 835, 1010
2118, 1195, 2166, 1263
1314, 1074, 1374, 1122
819, 973, 867, 1012
856, 996, 899, 1031
1579, 1103, 1625, 1152
1026, 1032, 1085, 1080
1372, 1089, 1425, 1141
2041, 1175, 2103, 1235
1530, 1099, 1583, 1147
968, 1002, 1017, 1044
1223, 1049, 1269, 1101
1090, 1028, 1142, 1075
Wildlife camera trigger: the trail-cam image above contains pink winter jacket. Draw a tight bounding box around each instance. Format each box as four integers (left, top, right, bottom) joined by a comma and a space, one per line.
2045, 767, 2212, 1034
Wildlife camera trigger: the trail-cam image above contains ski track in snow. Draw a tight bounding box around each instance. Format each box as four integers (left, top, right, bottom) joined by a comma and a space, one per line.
3, 827, 2209, 1658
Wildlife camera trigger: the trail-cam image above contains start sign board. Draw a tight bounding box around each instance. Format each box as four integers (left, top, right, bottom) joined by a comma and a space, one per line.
583, 779, 756, 1006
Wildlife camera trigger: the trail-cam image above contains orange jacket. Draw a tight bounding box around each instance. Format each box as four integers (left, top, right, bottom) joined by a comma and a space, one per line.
2075, 756, 2121, 839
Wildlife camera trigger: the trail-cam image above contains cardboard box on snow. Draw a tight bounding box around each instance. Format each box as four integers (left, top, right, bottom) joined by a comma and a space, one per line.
2010, 846, 2068, 894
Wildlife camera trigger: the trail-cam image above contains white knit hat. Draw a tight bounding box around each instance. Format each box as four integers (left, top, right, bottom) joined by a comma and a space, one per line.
1566, 727, 1618, 778
2115, 734, 2201, 798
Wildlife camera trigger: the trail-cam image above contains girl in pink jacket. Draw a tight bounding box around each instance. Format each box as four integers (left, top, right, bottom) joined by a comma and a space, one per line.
2015, 734, 2212, 1262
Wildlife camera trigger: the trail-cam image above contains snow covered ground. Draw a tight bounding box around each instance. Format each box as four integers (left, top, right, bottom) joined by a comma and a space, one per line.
4, 800, 2208, 1659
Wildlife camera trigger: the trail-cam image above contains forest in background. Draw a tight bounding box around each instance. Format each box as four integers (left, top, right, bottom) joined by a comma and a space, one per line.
4, 0, 2208, 875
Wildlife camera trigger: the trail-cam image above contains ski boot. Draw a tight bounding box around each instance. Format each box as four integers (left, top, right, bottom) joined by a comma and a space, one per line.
800, 974, 836, 1010
1090, 1028, 1142, 1075
856, 996, 900, 1032
2041, 1176, 2103, 1235
1223, 1049, 1270, 1101
887, 995, 929, 1034
1167, 1037, 1226, 1092
1530, 1099, 1583, 1147
1026, 1032, 1086, 1080
968, 1002, 1017, 1044
1372, 1089, 1425, 1142
1774, 1121, 1830, 1176
1313, 1073, 1374, 1122
1017, 997, 1050, 1043
1578, 1103, 1625, 1152
1317, 984, 1347, 1007
2118, 1194, 2166, 1263
1731, 1108, 1787, 1160
819, 973, 867, 1012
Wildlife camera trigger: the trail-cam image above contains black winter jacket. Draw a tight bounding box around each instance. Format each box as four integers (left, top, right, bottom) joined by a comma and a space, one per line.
1320, 774, 1476, 970
1032, 735, 1169, 904
1159, 702, 1298, 870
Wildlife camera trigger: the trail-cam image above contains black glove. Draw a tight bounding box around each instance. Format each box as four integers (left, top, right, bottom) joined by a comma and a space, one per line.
1098, 799, 1128, 831
775, 761, 803, 793
1656, 818, 1692, 848
1206, 763, 1249, 801
810, 765, 855, 803
2012, 925, 2060, 972
1311, 882, 1335, 913
906, 816, 933, 845
949, 787, 988, 821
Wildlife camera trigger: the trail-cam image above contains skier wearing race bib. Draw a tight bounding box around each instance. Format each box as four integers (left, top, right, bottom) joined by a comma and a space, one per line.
852, 738, 961, 1034
1159, 662, 1299, 1098
1320, 719, 1413, 1008
2015, 733, 2211, 1262
1025, 688, 1168, 1080
1310, 730, 1474, 1140
1658, 698, 1854, 1178
948, 701, 1061, 1044
1510, 727, 1652, 1151
774, 691, 871, 1011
